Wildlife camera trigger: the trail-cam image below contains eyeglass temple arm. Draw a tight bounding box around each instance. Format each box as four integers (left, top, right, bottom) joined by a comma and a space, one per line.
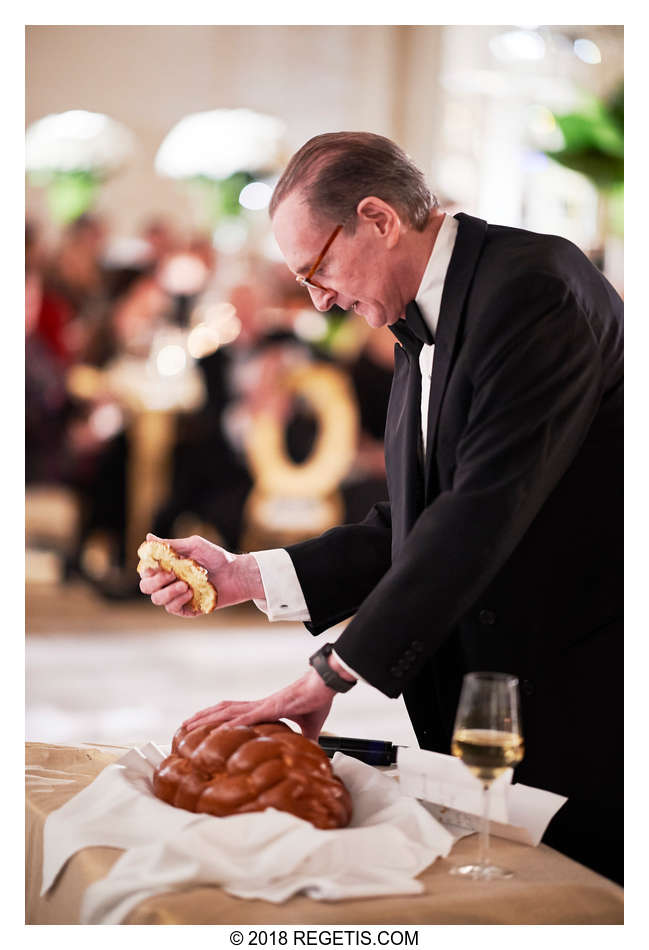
303, 225, 343, 283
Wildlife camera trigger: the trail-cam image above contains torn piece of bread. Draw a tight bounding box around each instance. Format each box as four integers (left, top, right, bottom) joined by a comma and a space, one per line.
137, 540, 217, 614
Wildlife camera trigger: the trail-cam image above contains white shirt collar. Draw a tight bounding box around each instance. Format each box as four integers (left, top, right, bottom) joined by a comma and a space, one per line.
414, 213, 459, 341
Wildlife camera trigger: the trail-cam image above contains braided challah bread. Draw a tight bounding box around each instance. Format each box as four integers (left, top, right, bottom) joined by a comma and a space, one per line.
153, 720, 352, 830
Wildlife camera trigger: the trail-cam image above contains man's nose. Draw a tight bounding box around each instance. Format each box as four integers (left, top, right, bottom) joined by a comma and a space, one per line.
308, 286, 336, 312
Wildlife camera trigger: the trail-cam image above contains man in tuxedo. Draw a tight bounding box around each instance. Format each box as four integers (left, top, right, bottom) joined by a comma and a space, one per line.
140, 133, 623, 883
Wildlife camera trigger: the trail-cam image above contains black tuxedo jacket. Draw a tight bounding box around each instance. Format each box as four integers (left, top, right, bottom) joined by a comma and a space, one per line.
287, 213, 623, 819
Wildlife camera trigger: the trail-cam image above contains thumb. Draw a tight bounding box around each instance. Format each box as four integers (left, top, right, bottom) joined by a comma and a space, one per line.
294, 707, 331, 741
145, 533, 197, 556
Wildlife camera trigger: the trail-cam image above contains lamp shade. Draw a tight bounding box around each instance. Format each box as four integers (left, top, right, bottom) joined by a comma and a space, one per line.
154, 108, 285, 181
25, 110, 135, 177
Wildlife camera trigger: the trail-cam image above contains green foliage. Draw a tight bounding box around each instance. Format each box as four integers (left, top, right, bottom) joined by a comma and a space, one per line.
544, 83, 624, 192
190, 171, 255, 225
607, 183, 624, 236
41, 171, 100, 225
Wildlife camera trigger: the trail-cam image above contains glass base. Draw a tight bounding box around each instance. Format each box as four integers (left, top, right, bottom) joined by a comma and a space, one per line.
450, 862, 514, 881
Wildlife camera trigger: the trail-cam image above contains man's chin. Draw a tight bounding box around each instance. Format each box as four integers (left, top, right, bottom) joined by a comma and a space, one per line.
356, 308, 388, 329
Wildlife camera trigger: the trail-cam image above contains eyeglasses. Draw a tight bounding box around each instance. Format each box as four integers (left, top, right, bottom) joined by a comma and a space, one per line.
295, 224, 343, 293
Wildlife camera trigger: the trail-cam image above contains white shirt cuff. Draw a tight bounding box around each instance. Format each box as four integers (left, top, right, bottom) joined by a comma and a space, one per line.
250, 549, 311, 622
331, 649, 363, 683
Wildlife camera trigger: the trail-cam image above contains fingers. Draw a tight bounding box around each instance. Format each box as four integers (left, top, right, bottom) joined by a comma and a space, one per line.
292, 705, 333, 740
139, 570, 196, 616
139, 569, 176, 594
183, 702, 225, 729
228, 704, 275, 728
150, 579, 190, 607
164, 589, 196, 616
182, 673, 337, 738
183, 701, 251, 731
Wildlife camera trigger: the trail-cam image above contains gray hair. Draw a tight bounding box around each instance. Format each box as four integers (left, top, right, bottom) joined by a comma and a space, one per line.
269, 131, 436, 232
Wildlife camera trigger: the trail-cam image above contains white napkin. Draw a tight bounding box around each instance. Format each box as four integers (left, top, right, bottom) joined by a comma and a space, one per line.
397, 748, 567, 846
397, 747, 512, 822
41, 743, 454, 924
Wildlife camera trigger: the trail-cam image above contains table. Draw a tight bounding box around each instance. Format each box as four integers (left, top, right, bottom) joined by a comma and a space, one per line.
26, 742, 623, 925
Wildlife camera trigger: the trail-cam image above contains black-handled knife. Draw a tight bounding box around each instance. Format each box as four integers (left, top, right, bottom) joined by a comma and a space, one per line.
318, 735, 399, 766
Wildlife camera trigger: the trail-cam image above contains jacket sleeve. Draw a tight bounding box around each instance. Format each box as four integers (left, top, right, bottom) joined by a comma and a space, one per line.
285, 501, 392, 634
333, 274, 607, 695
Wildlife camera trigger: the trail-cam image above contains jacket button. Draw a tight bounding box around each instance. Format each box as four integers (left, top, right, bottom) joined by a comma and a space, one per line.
521, 679, 535, 696
390, 667, 404, 678
404, 649, 416, 661
479, 609, 497, 626
411, 641, 424, 652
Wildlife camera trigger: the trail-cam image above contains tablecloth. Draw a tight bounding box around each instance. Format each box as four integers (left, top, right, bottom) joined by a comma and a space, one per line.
26, 742, 623, 925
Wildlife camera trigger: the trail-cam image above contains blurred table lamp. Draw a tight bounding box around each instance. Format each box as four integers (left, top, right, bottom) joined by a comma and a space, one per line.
25, 110, 135, 225
154, 108, 285, 245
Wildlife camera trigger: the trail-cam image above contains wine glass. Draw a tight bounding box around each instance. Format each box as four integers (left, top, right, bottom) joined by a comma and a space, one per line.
450, 671, 524, 880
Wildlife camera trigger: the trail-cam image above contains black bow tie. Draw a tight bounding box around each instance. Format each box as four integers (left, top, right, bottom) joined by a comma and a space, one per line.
389, 300, 434, 357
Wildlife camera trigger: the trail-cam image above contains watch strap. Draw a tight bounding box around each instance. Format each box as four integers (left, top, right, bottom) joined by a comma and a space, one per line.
308, 643, 356, 693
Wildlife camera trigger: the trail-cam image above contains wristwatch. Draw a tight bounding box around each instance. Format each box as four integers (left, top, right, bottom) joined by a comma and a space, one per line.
308, 643, 356, 693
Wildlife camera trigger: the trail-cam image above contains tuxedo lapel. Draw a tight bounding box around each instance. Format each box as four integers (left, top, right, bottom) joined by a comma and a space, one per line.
385, 213, 488, 556
424, 213, 488, 500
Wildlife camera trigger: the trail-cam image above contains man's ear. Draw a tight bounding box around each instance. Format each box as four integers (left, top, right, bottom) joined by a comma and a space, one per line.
356, 197, 401, 248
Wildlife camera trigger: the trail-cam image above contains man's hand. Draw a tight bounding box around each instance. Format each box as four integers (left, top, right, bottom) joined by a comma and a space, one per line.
181, 668, 336, 740
138, 533, 265, 617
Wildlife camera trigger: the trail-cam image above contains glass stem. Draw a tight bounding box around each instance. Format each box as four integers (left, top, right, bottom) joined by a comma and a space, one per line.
479, 782, 491, 869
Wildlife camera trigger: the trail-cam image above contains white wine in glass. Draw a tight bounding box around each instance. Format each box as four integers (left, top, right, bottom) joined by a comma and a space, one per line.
450, 672, 524, 880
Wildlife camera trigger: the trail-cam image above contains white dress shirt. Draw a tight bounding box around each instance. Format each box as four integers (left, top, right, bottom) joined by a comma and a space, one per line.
251, 214, 459, 679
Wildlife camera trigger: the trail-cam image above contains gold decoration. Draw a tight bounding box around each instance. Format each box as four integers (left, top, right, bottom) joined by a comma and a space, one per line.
246, 365, 359, 497
243, 364, 359, 548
